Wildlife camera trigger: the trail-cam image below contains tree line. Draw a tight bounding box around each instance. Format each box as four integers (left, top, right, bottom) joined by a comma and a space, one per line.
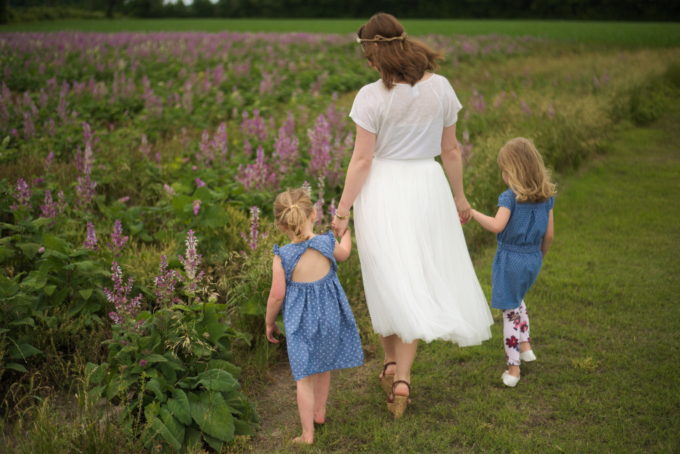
3, 0, 679, 23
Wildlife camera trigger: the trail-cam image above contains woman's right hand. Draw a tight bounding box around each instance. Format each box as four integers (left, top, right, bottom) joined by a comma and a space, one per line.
455, 195, 471, 224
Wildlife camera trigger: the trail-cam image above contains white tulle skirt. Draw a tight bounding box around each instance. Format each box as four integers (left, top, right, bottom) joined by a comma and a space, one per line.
354, 157, 493, 345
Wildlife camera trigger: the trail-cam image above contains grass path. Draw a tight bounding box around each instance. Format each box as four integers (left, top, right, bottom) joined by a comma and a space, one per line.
238, 111, 680, 453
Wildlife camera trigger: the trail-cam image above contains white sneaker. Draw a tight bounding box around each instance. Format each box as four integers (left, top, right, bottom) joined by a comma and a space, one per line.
502, 371, 520, 387
520, 350, 537, 362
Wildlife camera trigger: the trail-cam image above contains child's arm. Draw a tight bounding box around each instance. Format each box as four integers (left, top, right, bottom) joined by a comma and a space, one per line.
265, 256, 286, 343
471, 207, 512, 234
541, 210, 554, 256
333, 228, 352, 262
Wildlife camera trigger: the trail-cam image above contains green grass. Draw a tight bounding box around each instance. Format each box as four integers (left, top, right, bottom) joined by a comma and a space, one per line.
2, 18, 680, 46
242, 110, 680, 453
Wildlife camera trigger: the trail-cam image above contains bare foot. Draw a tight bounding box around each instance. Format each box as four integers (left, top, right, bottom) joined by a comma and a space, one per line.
313, 414, 325, 425
292, 435, 313, 445
519, 342, 532, 353
393, 381, 410, 397
507, 365, 521, 377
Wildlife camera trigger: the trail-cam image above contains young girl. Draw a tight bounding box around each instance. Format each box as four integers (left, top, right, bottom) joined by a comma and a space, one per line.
265, 188, 364, 444
470, 138, 556, 387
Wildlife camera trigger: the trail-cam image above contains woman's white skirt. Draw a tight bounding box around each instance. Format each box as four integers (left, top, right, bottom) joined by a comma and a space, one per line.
354, 157, 493, 345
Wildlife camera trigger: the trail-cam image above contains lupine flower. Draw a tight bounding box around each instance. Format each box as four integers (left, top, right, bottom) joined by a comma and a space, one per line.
520, 100, 532, 116
178, 229, 205, 294
44, 151, 55, 169
10, 178, 31, 212
470, 90, 486, 114
139, 134, 151, 158
198, 130, 215, 164
195, 177, 206, 188
214, 122, 228, 159
154, 254, 180, 306
192, 199, 202, 216
240, 109, 268, 142
41, 190, 58, 218
328, 199, 337, 219
75, 173, 97, 207
109, 219, 128, 255
105, 261, 143, 326
235, 146, 278, 191
83, 222, 98, 250
307, 114, 332, 180
23, 112, 35, 139
274, 125, 299, 174
245, 206, 261, 250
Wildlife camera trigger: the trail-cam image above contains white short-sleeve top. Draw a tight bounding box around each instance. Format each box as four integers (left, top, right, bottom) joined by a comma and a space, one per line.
349, 73, 462, 160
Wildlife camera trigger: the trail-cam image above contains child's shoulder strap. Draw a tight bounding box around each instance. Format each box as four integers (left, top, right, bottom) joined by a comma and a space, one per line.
308, 231, 337, 267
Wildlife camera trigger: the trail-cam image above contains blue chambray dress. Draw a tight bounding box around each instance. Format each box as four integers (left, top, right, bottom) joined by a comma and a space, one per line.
273, 231, 364, 381
491, 189, 555, 310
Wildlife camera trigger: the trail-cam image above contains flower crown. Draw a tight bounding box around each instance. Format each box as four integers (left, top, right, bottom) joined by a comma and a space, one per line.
355, 32, 408, 43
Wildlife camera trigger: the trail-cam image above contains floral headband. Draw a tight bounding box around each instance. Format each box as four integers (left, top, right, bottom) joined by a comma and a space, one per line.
355, 32, 407, 43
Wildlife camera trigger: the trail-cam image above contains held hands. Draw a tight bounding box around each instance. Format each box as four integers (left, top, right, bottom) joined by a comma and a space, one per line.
266, 322, 281, 343
331, 214, 350, 237
455, 195, 472, 224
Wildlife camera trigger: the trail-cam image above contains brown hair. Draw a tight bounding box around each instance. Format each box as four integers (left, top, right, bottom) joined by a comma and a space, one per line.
497, 138, 557, 203
357, 12, 443, 90
273, 188, 314, 240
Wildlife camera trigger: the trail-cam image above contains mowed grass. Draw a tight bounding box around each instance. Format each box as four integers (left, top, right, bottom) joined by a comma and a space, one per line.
241, 111, 680, 453
2, 18, 680, 46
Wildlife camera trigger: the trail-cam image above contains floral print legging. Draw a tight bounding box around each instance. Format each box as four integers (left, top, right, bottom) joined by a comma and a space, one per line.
503, 301, 530, 366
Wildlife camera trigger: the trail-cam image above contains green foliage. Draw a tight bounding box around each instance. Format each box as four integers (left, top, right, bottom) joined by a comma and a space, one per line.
87, 299, 258, 452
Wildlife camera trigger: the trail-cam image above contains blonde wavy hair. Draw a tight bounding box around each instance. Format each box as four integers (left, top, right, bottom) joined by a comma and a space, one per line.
273, 188, 314, 240
497, 138, 557, 203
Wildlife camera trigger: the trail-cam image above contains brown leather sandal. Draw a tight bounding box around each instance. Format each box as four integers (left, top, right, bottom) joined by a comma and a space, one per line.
379, 361, 396, 396
386, 380, 411, 419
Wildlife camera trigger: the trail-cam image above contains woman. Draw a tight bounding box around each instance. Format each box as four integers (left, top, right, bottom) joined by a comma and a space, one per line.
332, 13, 493, 418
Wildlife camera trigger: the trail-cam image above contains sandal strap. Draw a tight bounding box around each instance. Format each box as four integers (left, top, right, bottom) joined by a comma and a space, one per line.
382, 361, 397, 375
391, 380, 411, 393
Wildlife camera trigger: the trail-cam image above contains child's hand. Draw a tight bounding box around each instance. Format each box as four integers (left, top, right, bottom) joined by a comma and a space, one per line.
266, 322, 281, 343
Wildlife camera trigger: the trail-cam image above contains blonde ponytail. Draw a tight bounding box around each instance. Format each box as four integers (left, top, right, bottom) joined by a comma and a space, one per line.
274, 188, 314, 240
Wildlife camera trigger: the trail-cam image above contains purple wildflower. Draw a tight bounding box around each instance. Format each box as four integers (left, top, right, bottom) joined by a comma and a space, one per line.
44, 151, 55, 169
520, 100, 532, 116
214, 122, 228, 159
139, 359, 148, 367
307, 115, 332, 180
38, 246, 45, 254
192, 199, 202, 216
105, 261, 143, 326
246, 206, 261, 250
470, 90, 486, 114
109, 219, 128, 256
10, 178, 31, 211
118, 196, 130, 204
139, 134, 151, 158
154, 255, 180, 306
274, 125, 299, 174
41, 190, 58, 218
163, 184, 175, 196
178, 230, 205, 294
83, 222, 98, 250
195, 177, 206, 188
235, 146, 278, 191
328, 199, 337, 220
240, 109, 268, 142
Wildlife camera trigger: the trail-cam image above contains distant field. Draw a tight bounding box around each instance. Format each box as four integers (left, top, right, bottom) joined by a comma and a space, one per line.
2, 18, 680, 46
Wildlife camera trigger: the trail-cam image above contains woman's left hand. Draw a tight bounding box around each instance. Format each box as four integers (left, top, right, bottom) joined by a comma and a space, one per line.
455, 195, 471, 224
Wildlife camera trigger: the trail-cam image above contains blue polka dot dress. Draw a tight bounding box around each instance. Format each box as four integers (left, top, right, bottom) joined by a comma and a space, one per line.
273, 231, 364, 381
491, 189, 555, 310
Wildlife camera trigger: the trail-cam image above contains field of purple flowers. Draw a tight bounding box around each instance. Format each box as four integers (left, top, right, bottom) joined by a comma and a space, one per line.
1, 30, 678, 452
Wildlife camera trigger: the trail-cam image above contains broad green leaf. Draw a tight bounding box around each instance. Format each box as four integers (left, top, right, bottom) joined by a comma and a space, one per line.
42, 234, 69, 253
9, 343, 42, 360
202, 433, 224, 452
207, 359, 241, 378
145, 354, 168, 364
43, 285, 57, 296
195, 369, 239, 393
188, 391, 235, 442
149, 417, 182, 451
166, 389, 191, 426
79, 288, 93, 300
233, 419, 256, 436
5, 363, 28, 373
21, 272, 47, 291
85, 362, 107, 385
146, 378, 166, 402
183, 427, 201, 451
17, 242, 41, 259
160, 407, 185, 448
